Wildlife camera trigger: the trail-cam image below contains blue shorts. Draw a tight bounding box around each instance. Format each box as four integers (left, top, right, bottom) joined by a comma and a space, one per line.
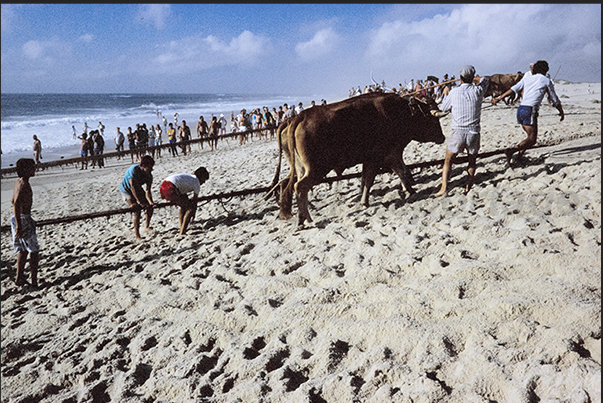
517, 105, 538, 126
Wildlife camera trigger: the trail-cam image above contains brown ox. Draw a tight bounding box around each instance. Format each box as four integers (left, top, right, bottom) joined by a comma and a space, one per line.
484, 73, 524, 105
273, 92, 446, 227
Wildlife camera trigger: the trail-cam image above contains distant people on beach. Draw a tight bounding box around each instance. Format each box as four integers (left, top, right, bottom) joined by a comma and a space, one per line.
10, 158, 40, 289
154, 124, 163, 158
32, 135, 42, 166
78, 132, 90, 170
196, 116, 208, 150
83, 122, 89, 136
218, 114, 227, 137
119, 155, 155, 240
167, 123, 179, 157
179, 120, 192, 155
159, 166, 209, 236
72, 125, 77, 140
115, 127, 125, 160
93, 130, 105, 168
148, 124, 156, 158
208, 115, 219, 151
127, 127, 136, 163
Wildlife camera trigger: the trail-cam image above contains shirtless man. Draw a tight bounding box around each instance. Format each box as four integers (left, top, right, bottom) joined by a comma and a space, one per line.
11, 158, 40, 288
196, 116, 208, 150
32, 135, 42, 166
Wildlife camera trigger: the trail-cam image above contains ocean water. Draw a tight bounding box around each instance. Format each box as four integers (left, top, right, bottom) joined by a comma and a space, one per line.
1, 93, 307, 168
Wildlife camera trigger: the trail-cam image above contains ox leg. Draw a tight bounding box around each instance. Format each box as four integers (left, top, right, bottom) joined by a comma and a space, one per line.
279, 174, 295, 220
294, 173, 315, 227
392, 162, 416, 195
360, 164, 377, 207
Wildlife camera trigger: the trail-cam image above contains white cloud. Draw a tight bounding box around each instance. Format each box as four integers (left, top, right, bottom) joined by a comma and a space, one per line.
137, 4, 172, 30
22, 40, 45, 60
151, 30, 270, 74
365, 4, 601, 82
295, 28, 339, 62
20, 38, 72, 67
79, 34, 93, 43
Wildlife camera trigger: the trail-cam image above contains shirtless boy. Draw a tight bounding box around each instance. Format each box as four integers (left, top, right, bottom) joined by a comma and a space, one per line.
11, 158, 40, 288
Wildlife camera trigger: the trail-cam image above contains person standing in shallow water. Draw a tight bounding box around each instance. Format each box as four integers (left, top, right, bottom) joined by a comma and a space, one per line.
11, 158, 40, 288
32, 135, 42, 167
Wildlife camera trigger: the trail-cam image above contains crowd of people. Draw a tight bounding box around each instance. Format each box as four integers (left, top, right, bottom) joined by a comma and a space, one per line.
66, 99, 326, 170
349, 74, 459, 104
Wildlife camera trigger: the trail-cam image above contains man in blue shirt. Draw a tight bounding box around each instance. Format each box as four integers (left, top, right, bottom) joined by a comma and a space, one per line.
119, 155, 155, 240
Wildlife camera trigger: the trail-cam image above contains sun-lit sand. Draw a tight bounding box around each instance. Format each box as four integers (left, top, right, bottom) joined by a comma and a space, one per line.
1, 81, 600, 402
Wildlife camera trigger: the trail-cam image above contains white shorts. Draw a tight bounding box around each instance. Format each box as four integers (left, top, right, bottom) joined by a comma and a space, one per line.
448, 130, 480, 155
11, 215, 40, 253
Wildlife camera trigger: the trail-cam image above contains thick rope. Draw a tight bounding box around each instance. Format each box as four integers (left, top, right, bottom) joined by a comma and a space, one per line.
3, 134, 597, 233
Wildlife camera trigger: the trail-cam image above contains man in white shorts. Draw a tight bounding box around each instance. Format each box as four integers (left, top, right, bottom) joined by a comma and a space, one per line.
160, 167, 209, 236
434, 65, 490, 197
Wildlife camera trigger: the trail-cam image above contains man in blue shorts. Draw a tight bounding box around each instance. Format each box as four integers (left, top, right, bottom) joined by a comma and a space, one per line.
492, 60, 564, 166
119, 155, 155, 240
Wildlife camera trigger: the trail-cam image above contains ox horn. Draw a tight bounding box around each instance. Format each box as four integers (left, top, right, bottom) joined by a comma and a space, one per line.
430, 110, 449, 118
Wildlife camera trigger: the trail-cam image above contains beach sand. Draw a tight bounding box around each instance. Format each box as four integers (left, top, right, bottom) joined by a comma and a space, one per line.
1, 81, 600, 402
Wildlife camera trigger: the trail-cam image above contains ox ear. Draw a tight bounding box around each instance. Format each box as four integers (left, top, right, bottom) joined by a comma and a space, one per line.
430, 110, 449, 118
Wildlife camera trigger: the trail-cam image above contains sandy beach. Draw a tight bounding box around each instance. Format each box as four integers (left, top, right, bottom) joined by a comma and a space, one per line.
1, 81, 600, 402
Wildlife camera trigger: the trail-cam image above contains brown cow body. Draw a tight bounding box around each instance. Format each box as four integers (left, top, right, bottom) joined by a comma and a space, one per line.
274, 92, 446, 227
484, 73, 524, 105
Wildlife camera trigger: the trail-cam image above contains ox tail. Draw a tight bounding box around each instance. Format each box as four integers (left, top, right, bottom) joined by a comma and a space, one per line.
265, 121, 287, 200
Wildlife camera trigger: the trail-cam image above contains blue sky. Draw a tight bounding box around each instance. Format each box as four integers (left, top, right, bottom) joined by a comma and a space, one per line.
1, 4, 600, 97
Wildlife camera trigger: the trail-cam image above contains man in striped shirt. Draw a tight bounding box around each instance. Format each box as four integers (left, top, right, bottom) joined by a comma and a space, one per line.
434, 65, 490, 197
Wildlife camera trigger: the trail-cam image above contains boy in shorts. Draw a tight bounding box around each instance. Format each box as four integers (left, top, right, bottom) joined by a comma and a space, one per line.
160, 167, 209, 236
119, 155, 155, 240
11, 158, 40, 288
492, 60, 564, 166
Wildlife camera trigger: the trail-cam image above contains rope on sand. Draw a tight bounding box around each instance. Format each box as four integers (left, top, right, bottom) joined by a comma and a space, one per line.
2, 135, 594, 234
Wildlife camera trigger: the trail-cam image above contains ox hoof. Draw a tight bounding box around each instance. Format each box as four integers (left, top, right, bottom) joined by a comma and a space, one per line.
278, 212, 293, 220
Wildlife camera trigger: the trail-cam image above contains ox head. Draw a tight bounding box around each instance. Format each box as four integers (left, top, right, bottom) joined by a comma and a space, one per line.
406, 96, 446, 145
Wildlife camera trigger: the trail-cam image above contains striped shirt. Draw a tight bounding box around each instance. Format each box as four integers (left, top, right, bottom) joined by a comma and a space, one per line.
441, 77, 489, 133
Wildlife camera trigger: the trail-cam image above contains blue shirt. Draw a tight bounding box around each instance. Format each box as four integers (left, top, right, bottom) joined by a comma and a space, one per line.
119, 164, 153, 196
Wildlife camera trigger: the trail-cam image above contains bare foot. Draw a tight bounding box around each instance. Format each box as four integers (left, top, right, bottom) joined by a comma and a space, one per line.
432, 189, 447, 198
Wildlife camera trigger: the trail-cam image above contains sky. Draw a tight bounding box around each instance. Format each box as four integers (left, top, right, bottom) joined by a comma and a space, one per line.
1, 4, 601, 98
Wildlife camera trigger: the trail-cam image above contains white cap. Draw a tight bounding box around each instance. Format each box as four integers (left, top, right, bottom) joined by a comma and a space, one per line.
459, 65, 476, 80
